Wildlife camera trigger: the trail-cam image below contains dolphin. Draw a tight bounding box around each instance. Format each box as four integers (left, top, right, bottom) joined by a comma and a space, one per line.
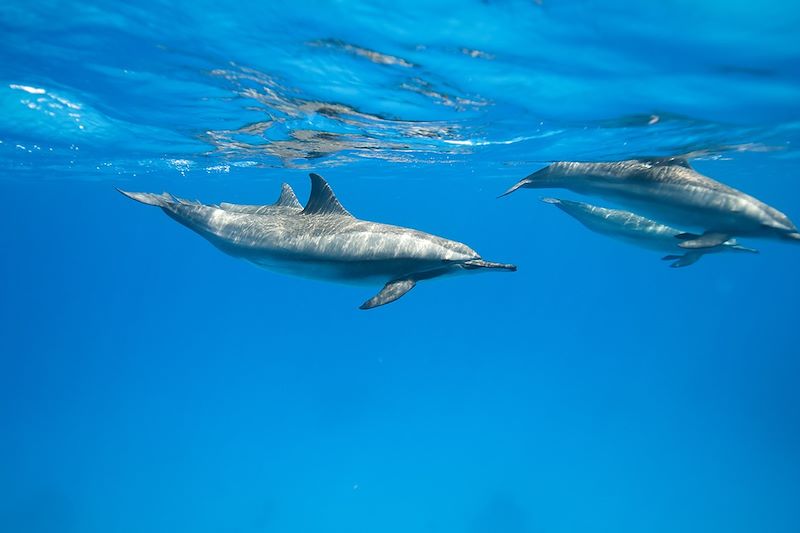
118, 173, 516, 309
501, 157, 800, 249
541, 197, 758, 267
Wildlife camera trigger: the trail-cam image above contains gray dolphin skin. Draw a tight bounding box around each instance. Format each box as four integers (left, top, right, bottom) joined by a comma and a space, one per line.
501, 157, 800, 249
542, 197, 758, 267
119, 173, 516, 309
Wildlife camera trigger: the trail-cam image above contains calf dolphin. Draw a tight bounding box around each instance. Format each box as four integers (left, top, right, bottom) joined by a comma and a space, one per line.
542, 197, 758, 267
119, 173, 516, 309
501, 157, 800, 249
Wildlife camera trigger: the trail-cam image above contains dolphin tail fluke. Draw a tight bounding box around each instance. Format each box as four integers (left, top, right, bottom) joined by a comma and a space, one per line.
360, 278, 416, 310
662, 252, 702, 268
117, 189, 176, 207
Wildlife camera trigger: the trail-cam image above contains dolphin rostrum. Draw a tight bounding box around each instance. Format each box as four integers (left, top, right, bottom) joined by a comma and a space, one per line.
501, 157, 800, 249
119, 173, 516, 309
542, 197, 758, 267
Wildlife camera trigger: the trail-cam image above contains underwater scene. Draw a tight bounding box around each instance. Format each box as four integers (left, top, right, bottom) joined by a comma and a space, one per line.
1, 1, 799, 531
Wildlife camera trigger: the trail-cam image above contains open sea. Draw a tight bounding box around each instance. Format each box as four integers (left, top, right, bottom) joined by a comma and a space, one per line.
1, 1, 799, 532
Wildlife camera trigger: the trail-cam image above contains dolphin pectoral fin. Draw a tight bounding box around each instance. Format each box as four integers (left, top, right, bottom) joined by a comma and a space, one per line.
359, 279, 416, 310
676, 231, 731, 249
666, 252, 703, 268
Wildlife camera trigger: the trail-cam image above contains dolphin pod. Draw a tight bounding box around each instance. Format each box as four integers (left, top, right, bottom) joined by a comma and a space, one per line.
119, 173, 516, 309
120, 156, 797, 308
502, 156, 799, 265
540, 197, 758, 267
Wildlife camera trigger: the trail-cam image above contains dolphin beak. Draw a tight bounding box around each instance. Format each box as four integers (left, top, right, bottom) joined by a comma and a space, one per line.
786, 232, 800, 242
498, 178, 532, 198
498, 166, 551, 198
462, 259, 517, 271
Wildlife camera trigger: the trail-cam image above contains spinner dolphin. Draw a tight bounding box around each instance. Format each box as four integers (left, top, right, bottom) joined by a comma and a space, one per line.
120, 173, 516, 309
502, 157, 800, 249
542, 197, 758, 267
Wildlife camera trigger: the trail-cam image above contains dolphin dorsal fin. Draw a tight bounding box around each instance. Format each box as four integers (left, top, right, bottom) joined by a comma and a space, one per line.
275, 183, 302, 208
301, 173, 352, 217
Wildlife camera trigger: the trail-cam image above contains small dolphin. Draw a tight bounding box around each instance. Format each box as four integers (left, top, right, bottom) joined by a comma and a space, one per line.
119, 173, 516, 309
501, 157, 800, 249
541, 197, 758, 267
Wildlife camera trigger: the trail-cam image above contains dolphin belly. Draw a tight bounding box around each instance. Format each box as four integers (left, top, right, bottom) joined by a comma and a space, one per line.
244, 254, 448, 285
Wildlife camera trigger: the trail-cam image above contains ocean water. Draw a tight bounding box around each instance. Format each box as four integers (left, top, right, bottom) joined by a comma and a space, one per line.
2, 1, 800, 531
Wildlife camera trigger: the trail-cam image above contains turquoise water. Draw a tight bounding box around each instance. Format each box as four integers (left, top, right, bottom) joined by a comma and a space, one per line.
2, 1, 800, 531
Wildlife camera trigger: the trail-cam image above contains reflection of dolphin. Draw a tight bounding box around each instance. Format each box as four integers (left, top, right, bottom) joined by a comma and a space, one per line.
542, 197, 758, 267
502, 157, 800, 249
119, 173, 515, 309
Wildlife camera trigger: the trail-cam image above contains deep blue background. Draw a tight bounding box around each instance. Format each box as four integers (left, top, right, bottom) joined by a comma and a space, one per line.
1, 1, 799, 532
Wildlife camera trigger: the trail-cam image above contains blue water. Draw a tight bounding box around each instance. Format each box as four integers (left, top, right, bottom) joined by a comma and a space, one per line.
2, 1, 800, 531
